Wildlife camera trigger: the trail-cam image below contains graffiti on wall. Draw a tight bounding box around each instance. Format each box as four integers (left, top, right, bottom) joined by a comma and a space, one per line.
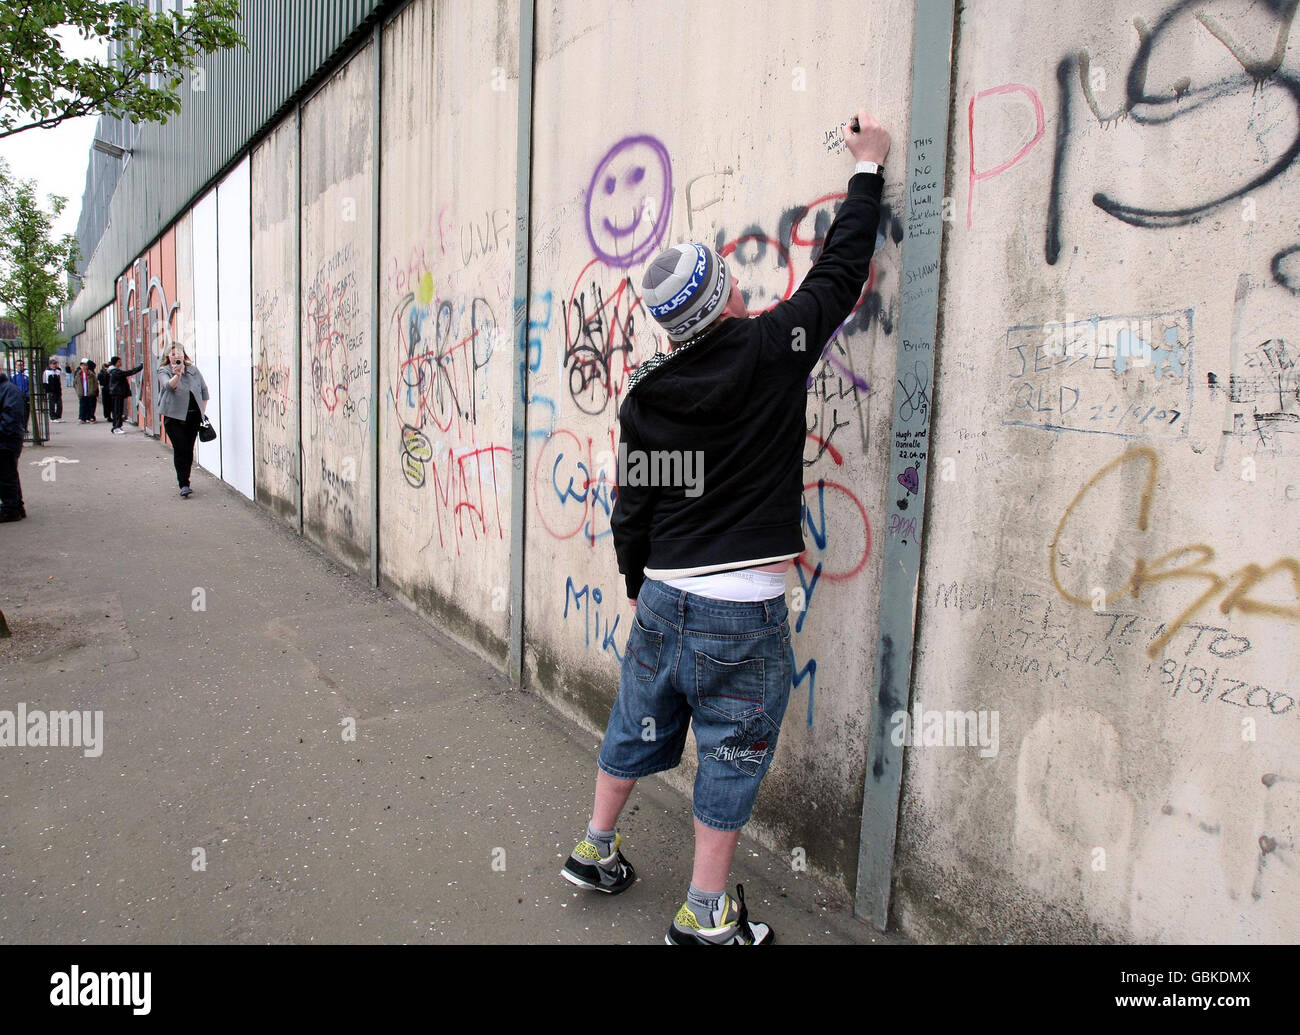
584, 135, 674, 269
563, 576, 624, 663
382, 222, 514, 553
115, 229, 181, 434
306, 242, 368, 431
1209, 273, 1300, 463
1043, 0, 1300, 268
302, 240, 370, 542
1003, 310, 1193, 438
1050, 445, 1300, 660
960, 0, 1300, 303
253, 285, 297, 493
254, 288, 291, 431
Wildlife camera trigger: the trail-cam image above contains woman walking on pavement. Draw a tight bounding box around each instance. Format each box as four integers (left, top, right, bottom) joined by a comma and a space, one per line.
156, 345, 209, 498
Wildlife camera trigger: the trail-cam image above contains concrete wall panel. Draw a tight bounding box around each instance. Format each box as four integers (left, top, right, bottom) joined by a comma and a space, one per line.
300, 43, 375, 571
521, 0, 916, 886
377, 0, 518, 659
252, 113, 302, 524
894, 0, 1300, 942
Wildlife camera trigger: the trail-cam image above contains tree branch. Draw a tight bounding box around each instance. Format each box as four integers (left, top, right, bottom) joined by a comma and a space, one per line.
0, 53, 157, 140
0, 1, 40, 112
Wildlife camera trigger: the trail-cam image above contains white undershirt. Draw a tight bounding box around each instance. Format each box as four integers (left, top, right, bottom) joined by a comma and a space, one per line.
643, 552, 799, 581
660, 566, 790, 601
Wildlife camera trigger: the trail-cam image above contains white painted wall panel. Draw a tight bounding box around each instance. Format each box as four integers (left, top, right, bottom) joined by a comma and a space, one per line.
191, 188, 221, 479
217, 155, 255, 499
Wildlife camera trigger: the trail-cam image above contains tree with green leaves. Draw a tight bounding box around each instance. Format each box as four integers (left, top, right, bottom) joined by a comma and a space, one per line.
0, 0, 244, 140
0, 159, 78, 443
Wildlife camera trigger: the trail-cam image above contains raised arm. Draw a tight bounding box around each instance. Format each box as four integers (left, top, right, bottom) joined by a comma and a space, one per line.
757, 107, 891, 380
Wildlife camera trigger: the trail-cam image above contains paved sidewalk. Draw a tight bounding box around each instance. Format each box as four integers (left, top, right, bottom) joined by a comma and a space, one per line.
0, 420, 898, 944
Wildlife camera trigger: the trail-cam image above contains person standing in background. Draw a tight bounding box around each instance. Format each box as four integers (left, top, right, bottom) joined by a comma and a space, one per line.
11, 359, 29, 401
0, 370, 27, 522
43, 357, 64, 422
106, 355, 144, 434
97, 362, 112, 421
156, 345, 209, 498
75, 359, 98, 423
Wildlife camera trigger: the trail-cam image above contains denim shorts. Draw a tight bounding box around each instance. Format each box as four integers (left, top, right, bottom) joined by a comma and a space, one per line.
597, 578, 794, 831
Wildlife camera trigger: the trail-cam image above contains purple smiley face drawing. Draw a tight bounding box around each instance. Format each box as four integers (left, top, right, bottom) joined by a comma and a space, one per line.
585, 135, 673, 268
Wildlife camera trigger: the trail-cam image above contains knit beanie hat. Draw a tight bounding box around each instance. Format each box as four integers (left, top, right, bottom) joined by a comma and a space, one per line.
641, 243, 732, 342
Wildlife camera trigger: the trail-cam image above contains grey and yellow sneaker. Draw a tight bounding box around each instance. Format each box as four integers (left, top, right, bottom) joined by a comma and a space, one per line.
561, 832, 636, 894
667, 883, 774, 944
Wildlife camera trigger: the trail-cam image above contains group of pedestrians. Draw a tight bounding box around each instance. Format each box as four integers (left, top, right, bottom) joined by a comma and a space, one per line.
1, 345, 212, 521
0, 354, 136, 428
99, 355, 145, 432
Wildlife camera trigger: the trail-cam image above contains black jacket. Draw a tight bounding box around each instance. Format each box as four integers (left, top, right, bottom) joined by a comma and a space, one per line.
611, 170, 883, 600
0, 372, 26, 448
107, 363, 144, 397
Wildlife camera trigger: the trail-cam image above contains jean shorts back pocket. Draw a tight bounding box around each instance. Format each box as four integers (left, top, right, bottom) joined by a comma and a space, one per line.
695, 651, 765, 721
625, 615, 664, 682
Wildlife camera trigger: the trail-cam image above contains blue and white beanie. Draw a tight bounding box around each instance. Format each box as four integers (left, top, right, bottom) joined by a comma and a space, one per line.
641, 243, 733, 342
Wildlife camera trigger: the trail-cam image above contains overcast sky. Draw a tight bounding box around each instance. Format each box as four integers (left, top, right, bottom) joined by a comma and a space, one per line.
0, 27, 109, 241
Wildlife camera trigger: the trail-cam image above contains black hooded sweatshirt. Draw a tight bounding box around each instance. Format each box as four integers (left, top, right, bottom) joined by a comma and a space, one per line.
611, 170, 883, 600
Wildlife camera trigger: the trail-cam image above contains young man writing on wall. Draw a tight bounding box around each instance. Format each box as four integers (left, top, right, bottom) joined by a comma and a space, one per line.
562, 107, 891, 944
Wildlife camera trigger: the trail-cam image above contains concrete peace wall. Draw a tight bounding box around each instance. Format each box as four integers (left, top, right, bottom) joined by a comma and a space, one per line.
377, 0, 518, 656
300, 43, 376, 572
251, 116, 301, 524
98, 0, 1298, 942
895, 0, 1300, 943
521, 0, 914, 886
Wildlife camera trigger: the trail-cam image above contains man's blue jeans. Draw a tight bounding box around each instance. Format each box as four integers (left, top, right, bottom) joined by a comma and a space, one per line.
597, 578, 794, 831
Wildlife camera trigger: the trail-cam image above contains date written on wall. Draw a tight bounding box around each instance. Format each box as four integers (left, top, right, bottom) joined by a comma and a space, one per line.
1002, 310, 1193, 440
